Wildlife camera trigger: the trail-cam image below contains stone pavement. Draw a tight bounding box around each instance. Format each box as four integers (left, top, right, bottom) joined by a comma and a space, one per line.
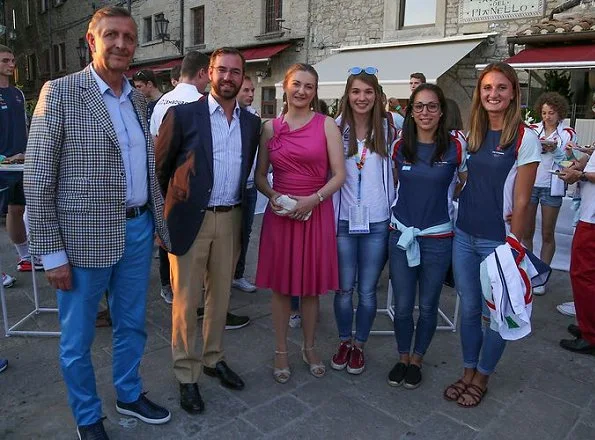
1, 215, 594, 440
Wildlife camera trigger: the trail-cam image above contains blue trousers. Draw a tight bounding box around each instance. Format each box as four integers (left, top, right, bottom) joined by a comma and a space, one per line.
389, 230, 452, 356
334, 220, 389, 344
453, 227, 507, 375
57, 211, 154, 426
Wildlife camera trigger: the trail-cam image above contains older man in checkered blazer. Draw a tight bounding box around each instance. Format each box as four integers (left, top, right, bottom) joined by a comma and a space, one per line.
24, 6, 171, 440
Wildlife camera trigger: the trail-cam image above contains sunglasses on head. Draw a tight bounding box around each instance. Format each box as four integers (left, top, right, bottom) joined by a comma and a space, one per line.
133, 71, 149, 81
348, 66, 378, 76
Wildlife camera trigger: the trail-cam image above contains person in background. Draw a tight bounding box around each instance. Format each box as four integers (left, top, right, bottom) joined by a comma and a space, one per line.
388, 84, 467, 389
394, 72, 427, 118
330, 67, 395, 375
525, 92, 577, 296
255, 63, 345, 383
0, 44, 40, 287
150, 51, 209, 306
132, 69, 163, 123
558, 153, 595, 355
232, 75, 260, 293
443, 62, 540, 408
170, 65, 181, 88
150, 51, 209, 137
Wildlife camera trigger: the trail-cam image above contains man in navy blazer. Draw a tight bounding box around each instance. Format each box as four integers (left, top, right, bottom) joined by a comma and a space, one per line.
155, 47, 260, 413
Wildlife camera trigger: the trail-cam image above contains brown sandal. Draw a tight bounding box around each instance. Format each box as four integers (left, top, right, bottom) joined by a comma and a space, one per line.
456, 383, 487, 408
443, 379, 468, 401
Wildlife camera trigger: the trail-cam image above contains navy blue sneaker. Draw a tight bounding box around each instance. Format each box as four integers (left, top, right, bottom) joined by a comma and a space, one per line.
116, 392, 171, 424
77, 418, 109, 440
0, 359, 7, 373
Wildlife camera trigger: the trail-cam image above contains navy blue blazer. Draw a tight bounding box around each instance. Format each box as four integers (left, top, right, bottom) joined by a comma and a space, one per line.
155, 96, 261, 256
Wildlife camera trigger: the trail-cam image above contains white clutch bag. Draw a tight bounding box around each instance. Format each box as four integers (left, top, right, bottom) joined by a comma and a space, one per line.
273, 195, 312, 221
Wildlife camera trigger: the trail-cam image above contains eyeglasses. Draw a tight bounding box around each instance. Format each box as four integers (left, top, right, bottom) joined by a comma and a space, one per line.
412, 102, 440, 113
348, 66, 378, 76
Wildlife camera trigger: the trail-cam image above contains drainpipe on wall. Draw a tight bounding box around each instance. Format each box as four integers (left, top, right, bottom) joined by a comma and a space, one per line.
304, 0, 312, 63
48, 4, 53, 80
179, 0, 184, 54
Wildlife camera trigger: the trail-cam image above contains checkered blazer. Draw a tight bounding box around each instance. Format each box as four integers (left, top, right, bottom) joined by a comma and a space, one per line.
24, 65, 170, 268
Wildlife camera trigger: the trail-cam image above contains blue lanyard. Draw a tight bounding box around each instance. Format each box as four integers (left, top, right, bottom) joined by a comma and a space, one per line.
353, 147, 368, 203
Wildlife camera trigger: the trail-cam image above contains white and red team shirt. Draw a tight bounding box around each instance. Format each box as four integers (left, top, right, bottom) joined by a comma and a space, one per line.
580, 152, 595, 224
457, 125, 541, 242
529, 121, 576, 188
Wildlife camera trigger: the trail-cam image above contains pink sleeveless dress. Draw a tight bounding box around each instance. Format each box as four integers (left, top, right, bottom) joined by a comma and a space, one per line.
255, 113, 339, 296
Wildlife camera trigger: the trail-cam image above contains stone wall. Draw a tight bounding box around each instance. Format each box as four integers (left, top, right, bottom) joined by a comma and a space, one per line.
307, 0, 384, 64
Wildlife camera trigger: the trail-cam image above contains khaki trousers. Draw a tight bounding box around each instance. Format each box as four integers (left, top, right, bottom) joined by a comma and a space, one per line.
170, 207, 242, 384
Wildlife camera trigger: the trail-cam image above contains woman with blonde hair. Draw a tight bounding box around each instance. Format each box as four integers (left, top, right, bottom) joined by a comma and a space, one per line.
444, 62, 541, 407
330, 67, 396, 375
255, 64, 345, 383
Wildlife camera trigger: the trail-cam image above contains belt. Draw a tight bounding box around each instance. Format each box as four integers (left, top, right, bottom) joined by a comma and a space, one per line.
205, 203, 241, 213
125, 204, 148, 219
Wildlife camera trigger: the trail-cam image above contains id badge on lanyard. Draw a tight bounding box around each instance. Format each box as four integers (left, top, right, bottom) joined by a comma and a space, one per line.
349, 147, 370, 234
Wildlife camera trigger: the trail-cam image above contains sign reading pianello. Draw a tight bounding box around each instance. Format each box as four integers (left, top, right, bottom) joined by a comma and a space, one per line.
459, 0, 545, 23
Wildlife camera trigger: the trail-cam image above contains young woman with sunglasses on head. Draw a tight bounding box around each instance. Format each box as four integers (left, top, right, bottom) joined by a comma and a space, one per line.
330, 67, 397, 375
444, 62, 541, 407
387, 84, 467, 389
255, 63, 345, 384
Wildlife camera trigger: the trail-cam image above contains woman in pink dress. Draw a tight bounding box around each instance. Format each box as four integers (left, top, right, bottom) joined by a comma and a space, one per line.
255, 64, 345, 383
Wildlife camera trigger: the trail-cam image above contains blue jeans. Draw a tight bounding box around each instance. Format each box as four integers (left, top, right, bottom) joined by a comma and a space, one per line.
234, 186, 258, 280
390, 230, 452, 356
57, 211, 154, 425
334, 220, 389, 344
453, 227, 506, 375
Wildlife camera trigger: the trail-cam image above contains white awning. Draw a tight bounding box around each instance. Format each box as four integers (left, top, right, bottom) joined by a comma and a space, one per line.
276, 33, 494, 100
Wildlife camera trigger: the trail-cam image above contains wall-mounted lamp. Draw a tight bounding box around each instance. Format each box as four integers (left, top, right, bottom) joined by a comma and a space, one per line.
76, 41, 88, 66
255, 67, 271, 83
155, 15, 182, 52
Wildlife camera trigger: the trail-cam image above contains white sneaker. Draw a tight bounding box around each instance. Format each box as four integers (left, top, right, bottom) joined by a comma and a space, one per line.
2, 273, 15, 288
533, 285, 546, 296
232, 278, 257, 293
160, 285, 173, 304
289, 313, 302, 328
556, 301, 576, 317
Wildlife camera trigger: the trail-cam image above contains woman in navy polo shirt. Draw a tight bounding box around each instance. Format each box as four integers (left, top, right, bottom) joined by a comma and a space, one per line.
387, 84, 467, 389
444, 62, 541, 407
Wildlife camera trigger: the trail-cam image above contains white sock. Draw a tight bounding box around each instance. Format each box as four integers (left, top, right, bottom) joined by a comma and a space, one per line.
14, 240, 30, 259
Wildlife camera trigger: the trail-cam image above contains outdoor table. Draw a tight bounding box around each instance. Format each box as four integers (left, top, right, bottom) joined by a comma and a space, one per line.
0, 163, 60, 337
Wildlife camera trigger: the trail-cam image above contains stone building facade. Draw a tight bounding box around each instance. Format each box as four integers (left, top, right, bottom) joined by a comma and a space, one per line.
1, 0, 586, 121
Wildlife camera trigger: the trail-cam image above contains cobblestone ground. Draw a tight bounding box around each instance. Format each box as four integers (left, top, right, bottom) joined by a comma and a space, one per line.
1, 215, 594, 440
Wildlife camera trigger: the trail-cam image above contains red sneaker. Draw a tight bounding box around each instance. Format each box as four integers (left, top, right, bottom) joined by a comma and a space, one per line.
347, 345, 365, 375
330, 340, 352, 370
16, 258, 44, 272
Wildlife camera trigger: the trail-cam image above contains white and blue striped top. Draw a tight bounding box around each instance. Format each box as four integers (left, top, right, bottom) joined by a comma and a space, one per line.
207, 93, 243, 206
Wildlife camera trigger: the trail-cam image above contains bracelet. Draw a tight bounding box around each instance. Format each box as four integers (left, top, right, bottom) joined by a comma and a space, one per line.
316, 191, 324, 203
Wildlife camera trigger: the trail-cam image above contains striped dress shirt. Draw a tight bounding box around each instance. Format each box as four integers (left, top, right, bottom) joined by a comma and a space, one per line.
207, 94, 243, 206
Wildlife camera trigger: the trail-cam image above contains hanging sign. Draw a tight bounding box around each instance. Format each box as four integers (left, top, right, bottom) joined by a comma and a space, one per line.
459, 0, 545, 23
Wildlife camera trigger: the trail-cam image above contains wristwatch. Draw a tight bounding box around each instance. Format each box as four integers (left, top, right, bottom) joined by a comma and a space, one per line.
580, 171, 588, 182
